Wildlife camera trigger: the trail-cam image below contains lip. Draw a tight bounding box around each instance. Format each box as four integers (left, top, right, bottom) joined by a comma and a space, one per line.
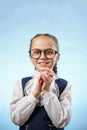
38, 61, 49, 64
38, 62, 49, 67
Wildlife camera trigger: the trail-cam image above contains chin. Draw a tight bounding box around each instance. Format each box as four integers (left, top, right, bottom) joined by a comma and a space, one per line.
38, 67, 47, 72
39, 66, 52, 72
40, 68, 46, 72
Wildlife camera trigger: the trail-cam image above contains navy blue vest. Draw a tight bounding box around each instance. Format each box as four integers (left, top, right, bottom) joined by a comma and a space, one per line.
20, 77, 67, 130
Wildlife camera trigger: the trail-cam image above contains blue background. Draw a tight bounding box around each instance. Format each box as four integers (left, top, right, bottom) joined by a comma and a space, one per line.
0, 0, 87, 130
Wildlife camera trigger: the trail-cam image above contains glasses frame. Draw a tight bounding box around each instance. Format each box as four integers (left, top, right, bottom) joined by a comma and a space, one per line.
28, 49, 58, 59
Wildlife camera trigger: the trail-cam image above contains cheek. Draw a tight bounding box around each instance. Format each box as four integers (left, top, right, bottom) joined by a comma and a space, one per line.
49, 59, 56, 68
53, 59, 57, 66
52, 56, 59, 66
30, 58, 37, 65
53, 57, 57, 63
55, 54, 60, 63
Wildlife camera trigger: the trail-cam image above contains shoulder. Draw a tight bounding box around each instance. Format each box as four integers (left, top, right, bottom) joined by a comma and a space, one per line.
55, 78, 67, 87
21, 77, 33, 89
55, 78, 67, 93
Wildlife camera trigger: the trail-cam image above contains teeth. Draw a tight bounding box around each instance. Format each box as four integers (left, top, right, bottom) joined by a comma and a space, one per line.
39, 62, 47, 64
41, 63, 46, 64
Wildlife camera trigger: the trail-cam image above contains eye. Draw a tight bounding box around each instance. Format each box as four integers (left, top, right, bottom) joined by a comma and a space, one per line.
31, 49, 40, 55
34, 50, 40, 54
46, 50, 54, 55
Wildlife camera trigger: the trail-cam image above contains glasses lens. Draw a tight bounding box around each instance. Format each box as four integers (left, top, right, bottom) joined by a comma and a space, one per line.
45, 49, 57, 58
30, 49, 40, 59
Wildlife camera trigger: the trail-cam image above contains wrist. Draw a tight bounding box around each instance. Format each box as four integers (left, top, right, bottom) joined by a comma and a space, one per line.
42, 90, 50, 95
32, 91, 40, 98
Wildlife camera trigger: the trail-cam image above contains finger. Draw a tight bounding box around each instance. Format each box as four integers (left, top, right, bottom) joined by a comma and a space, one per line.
44, 68, 54, 77
38, 76, 43, 86
45, 68, 54, 74
41, 72, 52, 83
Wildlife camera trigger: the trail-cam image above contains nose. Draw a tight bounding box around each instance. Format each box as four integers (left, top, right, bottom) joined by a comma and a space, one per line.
40, 51, 46, 59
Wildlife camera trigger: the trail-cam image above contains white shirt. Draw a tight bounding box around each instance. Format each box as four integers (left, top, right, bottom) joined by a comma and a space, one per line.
10, 71, 72, 128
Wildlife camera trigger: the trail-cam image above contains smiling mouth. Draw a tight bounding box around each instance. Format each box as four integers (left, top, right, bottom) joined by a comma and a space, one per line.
38, 62, 49, 67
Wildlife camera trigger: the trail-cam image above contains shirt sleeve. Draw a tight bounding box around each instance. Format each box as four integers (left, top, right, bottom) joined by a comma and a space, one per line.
10, 80, 38, 126
43, 83, 72, 128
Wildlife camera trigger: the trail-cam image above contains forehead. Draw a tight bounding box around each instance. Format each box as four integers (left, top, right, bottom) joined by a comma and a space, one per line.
31, 36, 57, 50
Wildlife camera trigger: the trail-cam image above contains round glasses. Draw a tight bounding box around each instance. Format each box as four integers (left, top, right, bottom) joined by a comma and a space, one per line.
29, 49, 58, 59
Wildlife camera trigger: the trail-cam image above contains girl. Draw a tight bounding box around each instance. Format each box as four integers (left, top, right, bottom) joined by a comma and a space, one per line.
10, 34, 72, 130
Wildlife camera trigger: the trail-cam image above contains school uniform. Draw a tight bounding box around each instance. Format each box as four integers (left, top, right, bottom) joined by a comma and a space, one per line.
10, 70, 72, 130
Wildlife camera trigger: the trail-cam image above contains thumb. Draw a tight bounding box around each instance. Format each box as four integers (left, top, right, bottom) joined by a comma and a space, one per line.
39, 75, 43, 86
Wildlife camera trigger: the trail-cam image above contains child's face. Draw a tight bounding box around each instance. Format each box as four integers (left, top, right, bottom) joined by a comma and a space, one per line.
30, 36, 60, 72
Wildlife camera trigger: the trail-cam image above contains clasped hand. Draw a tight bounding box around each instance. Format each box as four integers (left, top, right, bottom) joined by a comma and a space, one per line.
32, 68, 54, 98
